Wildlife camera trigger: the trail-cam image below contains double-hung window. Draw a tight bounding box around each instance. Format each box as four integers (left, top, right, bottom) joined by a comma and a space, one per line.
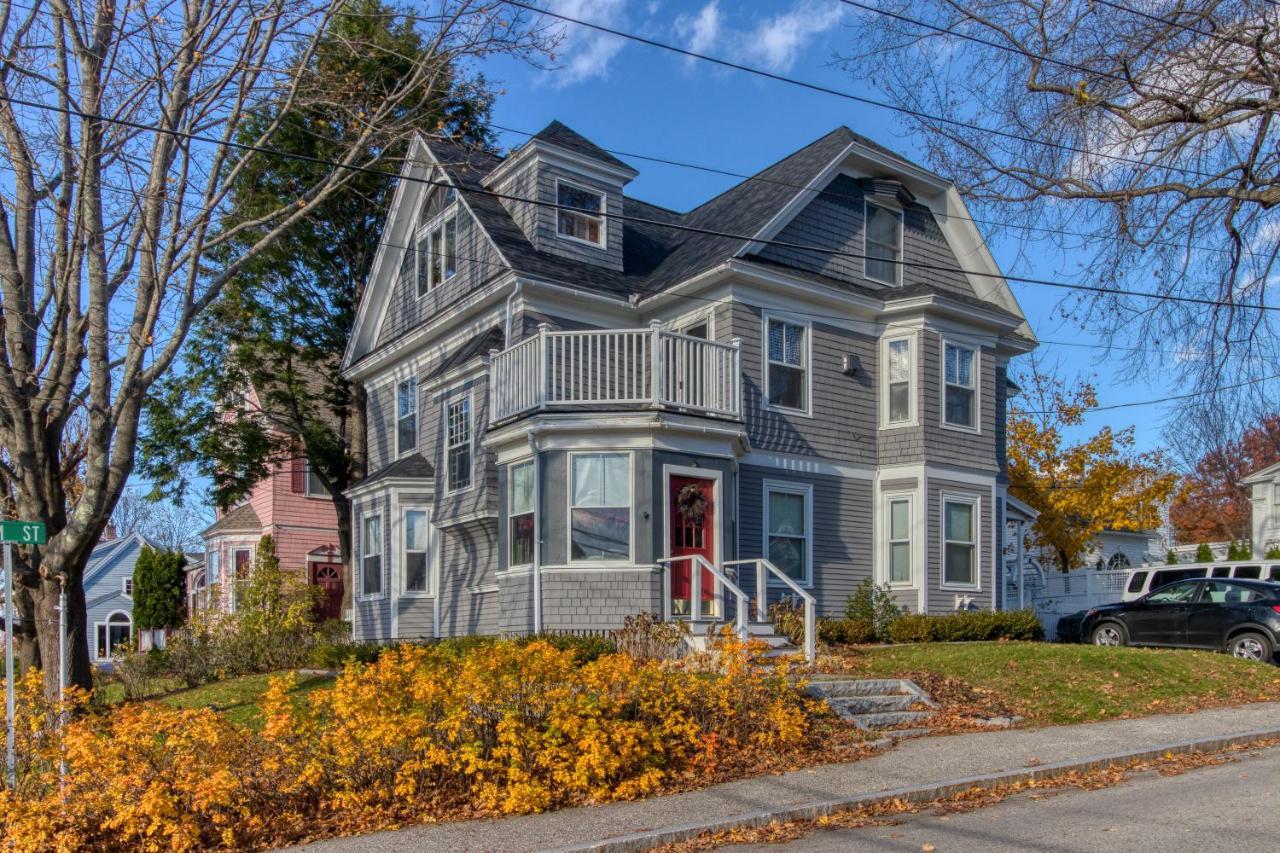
864, 201, 902, 285
361, 513, 383, 596
556, 180, 605, 246
415, 207, 458, 297
887, 497, 912, 584
765, 483, 811, 583
122, 577, 134, 597
403, 508, 428, 593
509, 460, 535, 567
943, 497, 978, 587
397, 376, 418, 455
884, 336, 914, 425
943, 342, 977, 429
305, 460, 329, 497
569, 453, 631, 561
766, 317, 808, 412
445, 395, 472, 492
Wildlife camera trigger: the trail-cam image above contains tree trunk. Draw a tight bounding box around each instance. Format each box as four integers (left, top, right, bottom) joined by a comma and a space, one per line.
337, 382, 367, 617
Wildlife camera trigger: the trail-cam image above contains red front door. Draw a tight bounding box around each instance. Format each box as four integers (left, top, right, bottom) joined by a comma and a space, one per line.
311, 562, 344, 622
669, 474, 716, 618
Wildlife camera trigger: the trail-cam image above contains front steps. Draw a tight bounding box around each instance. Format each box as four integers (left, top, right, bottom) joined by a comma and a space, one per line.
804, 678, 938, 735
683, 621, 800, 657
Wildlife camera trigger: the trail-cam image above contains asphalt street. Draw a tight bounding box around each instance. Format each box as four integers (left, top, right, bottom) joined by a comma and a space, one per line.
737, 743, 1280, 852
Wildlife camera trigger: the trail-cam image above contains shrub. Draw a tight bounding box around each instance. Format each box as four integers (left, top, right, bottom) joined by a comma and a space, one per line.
1226, 541, 1252, 560
817, 616, 875, 646
1195, 542, 1214, 562
844, 579, 902, 641
886, 610, 1044, 643
1165, 549, 1179, 565
109, 647, 169, 700
611, 611, 689, 662
519, 632, 616, 664
308, 639, 386, 669
767, 598, 808, 646
1267, 547, 1280, 559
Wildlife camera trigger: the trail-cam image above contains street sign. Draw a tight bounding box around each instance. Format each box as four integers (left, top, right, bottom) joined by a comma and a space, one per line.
0, 521, 45, 545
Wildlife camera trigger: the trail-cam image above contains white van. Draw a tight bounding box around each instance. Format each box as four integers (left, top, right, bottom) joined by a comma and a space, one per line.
1122, 562, 1280, 601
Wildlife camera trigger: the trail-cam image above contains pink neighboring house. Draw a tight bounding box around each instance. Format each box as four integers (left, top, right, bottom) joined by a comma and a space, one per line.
198, 386, 346, 621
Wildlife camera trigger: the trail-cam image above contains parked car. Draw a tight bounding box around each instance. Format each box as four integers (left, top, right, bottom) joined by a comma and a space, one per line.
1057, 578, 1280, 662
1122, 562, 1280, 601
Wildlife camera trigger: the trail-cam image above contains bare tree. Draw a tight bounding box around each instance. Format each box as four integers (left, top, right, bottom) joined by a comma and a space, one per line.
111, 489, 212, 552
837, 0, 1280, 400
0, 0, 549, 696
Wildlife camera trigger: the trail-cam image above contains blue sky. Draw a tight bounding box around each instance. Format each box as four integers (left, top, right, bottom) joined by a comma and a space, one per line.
480, 0, 1180, 453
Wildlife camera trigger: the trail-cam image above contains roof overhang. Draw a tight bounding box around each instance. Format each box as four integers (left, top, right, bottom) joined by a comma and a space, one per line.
483, 138, 638, 189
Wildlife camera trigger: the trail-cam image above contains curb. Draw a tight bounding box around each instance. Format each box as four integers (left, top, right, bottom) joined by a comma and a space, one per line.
544, 726, 1280, 853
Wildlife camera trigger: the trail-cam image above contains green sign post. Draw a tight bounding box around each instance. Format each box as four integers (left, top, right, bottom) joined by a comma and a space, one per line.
2, 519, 42, 786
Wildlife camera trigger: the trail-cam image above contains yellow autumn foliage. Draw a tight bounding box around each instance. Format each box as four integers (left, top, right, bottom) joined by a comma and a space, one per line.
1, 636, 819, 851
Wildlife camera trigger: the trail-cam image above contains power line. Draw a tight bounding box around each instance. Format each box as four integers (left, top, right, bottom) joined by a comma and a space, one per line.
499, 0, 1222, 181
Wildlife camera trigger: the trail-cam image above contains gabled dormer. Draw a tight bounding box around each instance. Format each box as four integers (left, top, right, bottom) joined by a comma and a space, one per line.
483, 121, 637, 272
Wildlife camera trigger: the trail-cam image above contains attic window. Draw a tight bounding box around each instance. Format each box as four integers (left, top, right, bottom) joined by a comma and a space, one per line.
864, 200, 902, 285
416, 211, 457, 298
556, 180, 605, 247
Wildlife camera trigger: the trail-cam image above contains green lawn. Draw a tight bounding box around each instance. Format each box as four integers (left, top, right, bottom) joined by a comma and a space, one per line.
833, 642, 1280, 726
104, 671, 336, 729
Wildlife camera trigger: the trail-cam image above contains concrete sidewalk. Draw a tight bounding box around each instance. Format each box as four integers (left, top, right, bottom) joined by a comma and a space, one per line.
295, 702, 1280, 853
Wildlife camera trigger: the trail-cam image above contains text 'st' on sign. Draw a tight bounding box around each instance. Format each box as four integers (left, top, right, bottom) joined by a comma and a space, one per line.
0, 521, 46, 545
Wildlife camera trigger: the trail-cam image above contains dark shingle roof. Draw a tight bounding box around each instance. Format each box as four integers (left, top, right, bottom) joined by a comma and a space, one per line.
428, 327, 505, 380
201, 502, 262, 537
356, 453, 435, 489
531, 120, 636, 174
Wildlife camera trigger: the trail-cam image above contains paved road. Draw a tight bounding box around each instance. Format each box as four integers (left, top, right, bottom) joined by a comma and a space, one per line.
737, 743, 1280, 852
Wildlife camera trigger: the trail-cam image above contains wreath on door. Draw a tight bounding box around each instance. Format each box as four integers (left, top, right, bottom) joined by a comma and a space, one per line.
675, 483, 708, 525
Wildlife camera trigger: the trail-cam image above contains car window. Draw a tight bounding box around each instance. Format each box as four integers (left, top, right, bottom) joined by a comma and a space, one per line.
1146, 581, 1201, 604
1211, 566, 1231, 578
1270, 566, 1280, 582
1151, 568, 1208, 588
1201, 581, 1266, 604
1232, 565, 1262, 580
1126, 571, 1148, 594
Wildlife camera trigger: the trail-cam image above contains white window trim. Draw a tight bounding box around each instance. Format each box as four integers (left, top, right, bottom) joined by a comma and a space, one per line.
359, 511, 386, 601
443, 387, 475, 496
882, 492, 918, 588
508, 459, 537, 570
554, 177, 608, 249
880, 333, 917, 429
940, 491, 982, 592
566, 450, 635, 567
303, 459, 330, 498
93, 610, 133, 661
761, 312, 813, 418
762, 479, 814, 588
400, 504, 433, 597
414, 196, 459, 299
396, 372, 420, 457
863, 198, 904, 286
940, 337, 981, 434
229, 546, 254, 613
668, 307, 716, 340
661, 464, 725, 621
122, 576, 133, 598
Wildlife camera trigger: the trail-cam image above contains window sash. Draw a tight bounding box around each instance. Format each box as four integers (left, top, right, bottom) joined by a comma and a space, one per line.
888, 498, 911, 583
446, 397, 472, 491
886, 338, 912, 424
943, 500, 977, 586
415, 211, 458, 297
569, 454, 631, 562
557, 182, 605, 245
766, 487, 810, 583
766, 319, 807, 410
362, 514, 382, 596
943, 343, 976, 427
397, 377, 418, 455
403, 509, 428, 593
864, 203, 902, 284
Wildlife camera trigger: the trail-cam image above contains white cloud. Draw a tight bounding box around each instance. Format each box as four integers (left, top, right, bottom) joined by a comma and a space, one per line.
545, 0, 629, 87
676, 1, 722, 56
742, 1, 846, 72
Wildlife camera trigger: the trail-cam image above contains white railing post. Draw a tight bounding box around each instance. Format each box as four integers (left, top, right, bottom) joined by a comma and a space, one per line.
730, 338, 742, 419
538, 323, 550, 410
804, 597, 816, 664
649, 321, 663, 408
756, 561, 767, 621
691, 554, 702, 623
487, 347, 500, 420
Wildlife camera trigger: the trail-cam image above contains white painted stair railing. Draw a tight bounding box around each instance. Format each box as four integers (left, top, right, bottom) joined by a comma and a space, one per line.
657, 554, 750, 641
723, 558, 816, 664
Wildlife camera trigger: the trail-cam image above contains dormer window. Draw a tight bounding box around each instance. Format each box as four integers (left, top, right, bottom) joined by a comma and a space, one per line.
864, 200, 903, 286
556, 180, 605, 247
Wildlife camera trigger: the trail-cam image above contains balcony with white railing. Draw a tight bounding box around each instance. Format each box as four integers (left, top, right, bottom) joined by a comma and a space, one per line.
489, 322, 742, 423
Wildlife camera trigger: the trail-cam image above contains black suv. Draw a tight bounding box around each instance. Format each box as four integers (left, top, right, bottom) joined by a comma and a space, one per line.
1064, 578, 1280, 662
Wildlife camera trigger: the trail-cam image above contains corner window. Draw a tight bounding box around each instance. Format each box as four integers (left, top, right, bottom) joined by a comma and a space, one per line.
569, 453, 631, 561
943, 342, 977, 429
943, 497, 978, 587
445, 395, 472, 492
766, 317, 808, 412
864, 201, 902, 285
765, 483, 811, 584
887, 497, 912, 584
397, 376, 418, 455
884, 336, 914, 425
415, 211, 458, 298
509, 460, 535, 567
556, 180, 605, 247
361, 513, 382, 596
403, 508, 428, 593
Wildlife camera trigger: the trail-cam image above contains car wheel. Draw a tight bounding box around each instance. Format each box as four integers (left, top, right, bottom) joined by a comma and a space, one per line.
1091, 622, 1126, 647
1227, 632, 1274, 662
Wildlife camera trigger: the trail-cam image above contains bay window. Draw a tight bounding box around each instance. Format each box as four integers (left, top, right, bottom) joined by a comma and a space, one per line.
509, 460, 535, 567
569, 453, 631, 561
361, 513, 382, 596
944, 342, 977, 429
403, 508, 428, 593
888, 497, 912, 584
943, 497, 978, 587
884, 336, 914, 425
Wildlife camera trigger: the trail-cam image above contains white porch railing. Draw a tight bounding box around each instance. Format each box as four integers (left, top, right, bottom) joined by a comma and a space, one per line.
490, 322, 742, 422
723, 558, 816, 664
657, 555, 750, 641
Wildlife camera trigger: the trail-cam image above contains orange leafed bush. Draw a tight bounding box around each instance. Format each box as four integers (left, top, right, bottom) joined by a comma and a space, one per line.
2, 636, 820, 850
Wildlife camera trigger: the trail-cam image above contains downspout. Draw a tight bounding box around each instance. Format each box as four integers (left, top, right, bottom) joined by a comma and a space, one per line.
529, 431, 543, 634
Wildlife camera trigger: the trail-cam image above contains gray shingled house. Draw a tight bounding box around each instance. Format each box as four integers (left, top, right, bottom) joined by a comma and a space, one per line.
341, 121, 1037, 653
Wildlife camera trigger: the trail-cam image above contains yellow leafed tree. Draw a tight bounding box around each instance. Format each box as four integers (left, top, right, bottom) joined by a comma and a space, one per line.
1008, 367, 1177, 571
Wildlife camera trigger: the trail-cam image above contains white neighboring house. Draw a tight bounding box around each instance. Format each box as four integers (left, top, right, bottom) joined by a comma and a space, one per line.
83, 532, 156, 663
1243, 461, 1280, 555
1081, 529, 1161, 571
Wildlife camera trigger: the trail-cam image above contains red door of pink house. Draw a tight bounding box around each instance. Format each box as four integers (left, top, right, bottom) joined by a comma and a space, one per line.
668, 474, 716, 618
311, 562, 344, 622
